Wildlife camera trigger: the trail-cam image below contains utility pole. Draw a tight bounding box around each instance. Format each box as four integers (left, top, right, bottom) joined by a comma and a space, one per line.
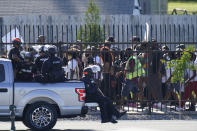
159, 0, 161, 14
133, 0, 141, 15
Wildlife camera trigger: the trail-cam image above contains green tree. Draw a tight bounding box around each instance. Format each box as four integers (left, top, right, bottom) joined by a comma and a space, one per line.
167, 46, 196, 83
77, 0, 104, 43
167, 46, 196, 104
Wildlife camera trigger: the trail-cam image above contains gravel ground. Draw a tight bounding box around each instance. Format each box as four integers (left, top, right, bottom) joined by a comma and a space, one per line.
64, 112, 197, 121
67, 105, 197, 121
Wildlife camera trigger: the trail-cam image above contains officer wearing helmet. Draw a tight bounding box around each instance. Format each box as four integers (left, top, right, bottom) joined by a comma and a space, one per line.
16, 52, 34, 81
28, 47, 38, 61
81, 64, 126, 124
34, 45, 49, 74
41, 45, 65, 82
8, 38, 24, 78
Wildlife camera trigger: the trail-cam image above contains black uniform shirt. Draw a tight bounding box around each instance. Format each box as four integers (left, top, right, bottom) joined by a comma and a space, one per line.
34, 54, 48, 73
8, 47, 24, 69
16, 62, 34, 81
41, 55, 65, 82
81, 77, 98, 94
8, 47, 23, 60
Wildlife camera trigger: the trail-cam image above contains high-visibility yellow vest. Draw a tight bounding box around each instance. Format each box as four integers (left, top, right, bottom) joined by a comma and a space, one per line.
125, 56, 145, 80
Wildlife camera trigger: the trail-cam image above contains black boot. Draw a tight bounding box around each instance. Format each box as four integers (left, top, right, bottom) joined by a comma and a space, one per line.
101, 118, 118, 124
110, 118, 118, 124
101, 119, 110, 123
117, 111, 127, 119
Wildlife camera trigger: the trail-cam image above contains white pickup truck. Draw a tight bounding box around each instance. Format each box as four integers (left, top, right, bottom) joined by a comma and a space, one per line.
0, 58, 87, 130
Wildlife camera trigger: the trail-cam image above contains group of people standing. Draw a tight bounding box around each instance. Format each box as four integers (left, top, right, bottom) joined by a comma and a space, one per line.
1, 35, 197, 112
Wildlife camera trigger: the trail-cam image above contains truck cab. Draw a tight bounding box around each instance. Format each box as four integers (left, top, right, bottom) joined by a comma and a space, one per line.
0, 58, 13, 116
0, 58, 87, 130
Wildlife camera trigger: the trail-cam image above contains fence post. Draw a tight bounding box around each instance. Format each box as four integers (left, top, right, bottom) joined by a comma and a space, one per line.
179, 82, 182, 120
9, 105, 16, 131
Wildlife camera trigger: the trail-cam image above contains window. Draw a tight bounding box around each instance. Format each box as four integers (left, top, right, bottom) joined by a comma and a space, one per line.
0, 64, 5, 82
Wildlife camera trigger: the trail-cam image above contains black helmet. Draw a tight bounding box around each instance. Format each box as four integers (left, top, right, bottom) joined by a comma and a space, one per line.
12, 38, 22, 47
39, 45, 48, 53
83, 67, 94, 78
48, 45, 57, 55
23, 52, 32, 60
87, 57, 94, 65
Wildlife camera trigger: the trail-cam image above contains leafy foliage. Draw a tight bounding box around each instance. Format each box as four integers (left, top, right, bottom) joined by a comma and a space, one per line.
77, 0, 104, 42
167, 46, 196, 83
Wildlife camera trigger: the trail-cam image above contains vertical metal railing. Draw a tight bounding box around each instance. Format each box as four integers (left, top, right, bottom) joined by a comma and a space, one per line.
0, 24, 197, 115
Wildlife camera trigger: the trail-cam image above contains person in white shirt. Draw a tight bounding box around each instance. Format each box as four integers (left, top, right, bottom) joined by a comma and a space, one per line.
91, 46, 102, 80
63, 49, 79, 80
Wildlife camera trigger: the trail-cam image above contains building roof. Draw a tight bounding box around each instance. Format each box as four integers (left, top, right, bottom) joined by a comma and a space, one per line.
0, 0, 134, 17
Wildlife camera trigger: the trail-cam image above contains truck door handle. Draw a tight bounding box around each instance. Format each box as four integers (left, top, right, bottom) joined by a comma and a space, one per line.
0, 88, 8, 92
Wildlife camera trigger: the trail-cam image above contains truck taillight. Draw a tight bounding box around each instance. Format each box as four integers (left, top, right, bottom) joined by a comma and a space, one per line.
75, 88, 86, 102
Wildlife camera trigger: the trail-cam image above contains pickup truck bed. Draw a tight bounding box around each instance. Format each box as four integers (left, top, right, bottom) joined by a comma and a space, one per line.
0, 58, 87, 130
14, 81, 85, 117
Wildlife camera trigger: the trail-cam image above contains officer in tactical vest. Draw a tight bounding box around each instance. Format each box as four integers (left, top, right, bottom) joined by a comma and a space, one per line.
81, 66, 126, 124
8, 38, 24, 78
16, 52, 34, 82
34, 45, 48, 74
41, 46, 65, 82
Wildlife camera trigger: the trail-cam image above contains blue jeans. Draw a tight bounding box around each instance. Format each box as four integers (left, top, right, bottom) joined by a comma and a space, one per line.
121, 79, 138, 98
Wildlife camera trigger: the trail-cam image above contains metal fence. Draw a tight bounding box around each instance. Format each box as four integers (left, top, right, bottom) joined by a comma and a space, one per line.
0, 23, 197, 45
1, 41, 197, 115
0, 24, 197, 115
1, 23, 197, 56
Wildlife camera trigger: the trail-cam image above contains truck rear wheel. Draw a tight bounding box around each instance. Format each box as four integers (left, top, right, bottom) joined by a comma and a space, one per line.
24, 102, 57, 131
22, 118, 30, 128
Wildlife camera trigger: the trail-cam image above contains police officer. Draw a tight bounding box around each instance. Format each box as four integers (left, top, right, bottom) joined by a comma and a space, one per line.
28, 47, 38, 61
34, 45, 48, 74
8, 38, 24, 78
81, 66, 126, 124
16, 52, 34, 81
41, 45, 65, 82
